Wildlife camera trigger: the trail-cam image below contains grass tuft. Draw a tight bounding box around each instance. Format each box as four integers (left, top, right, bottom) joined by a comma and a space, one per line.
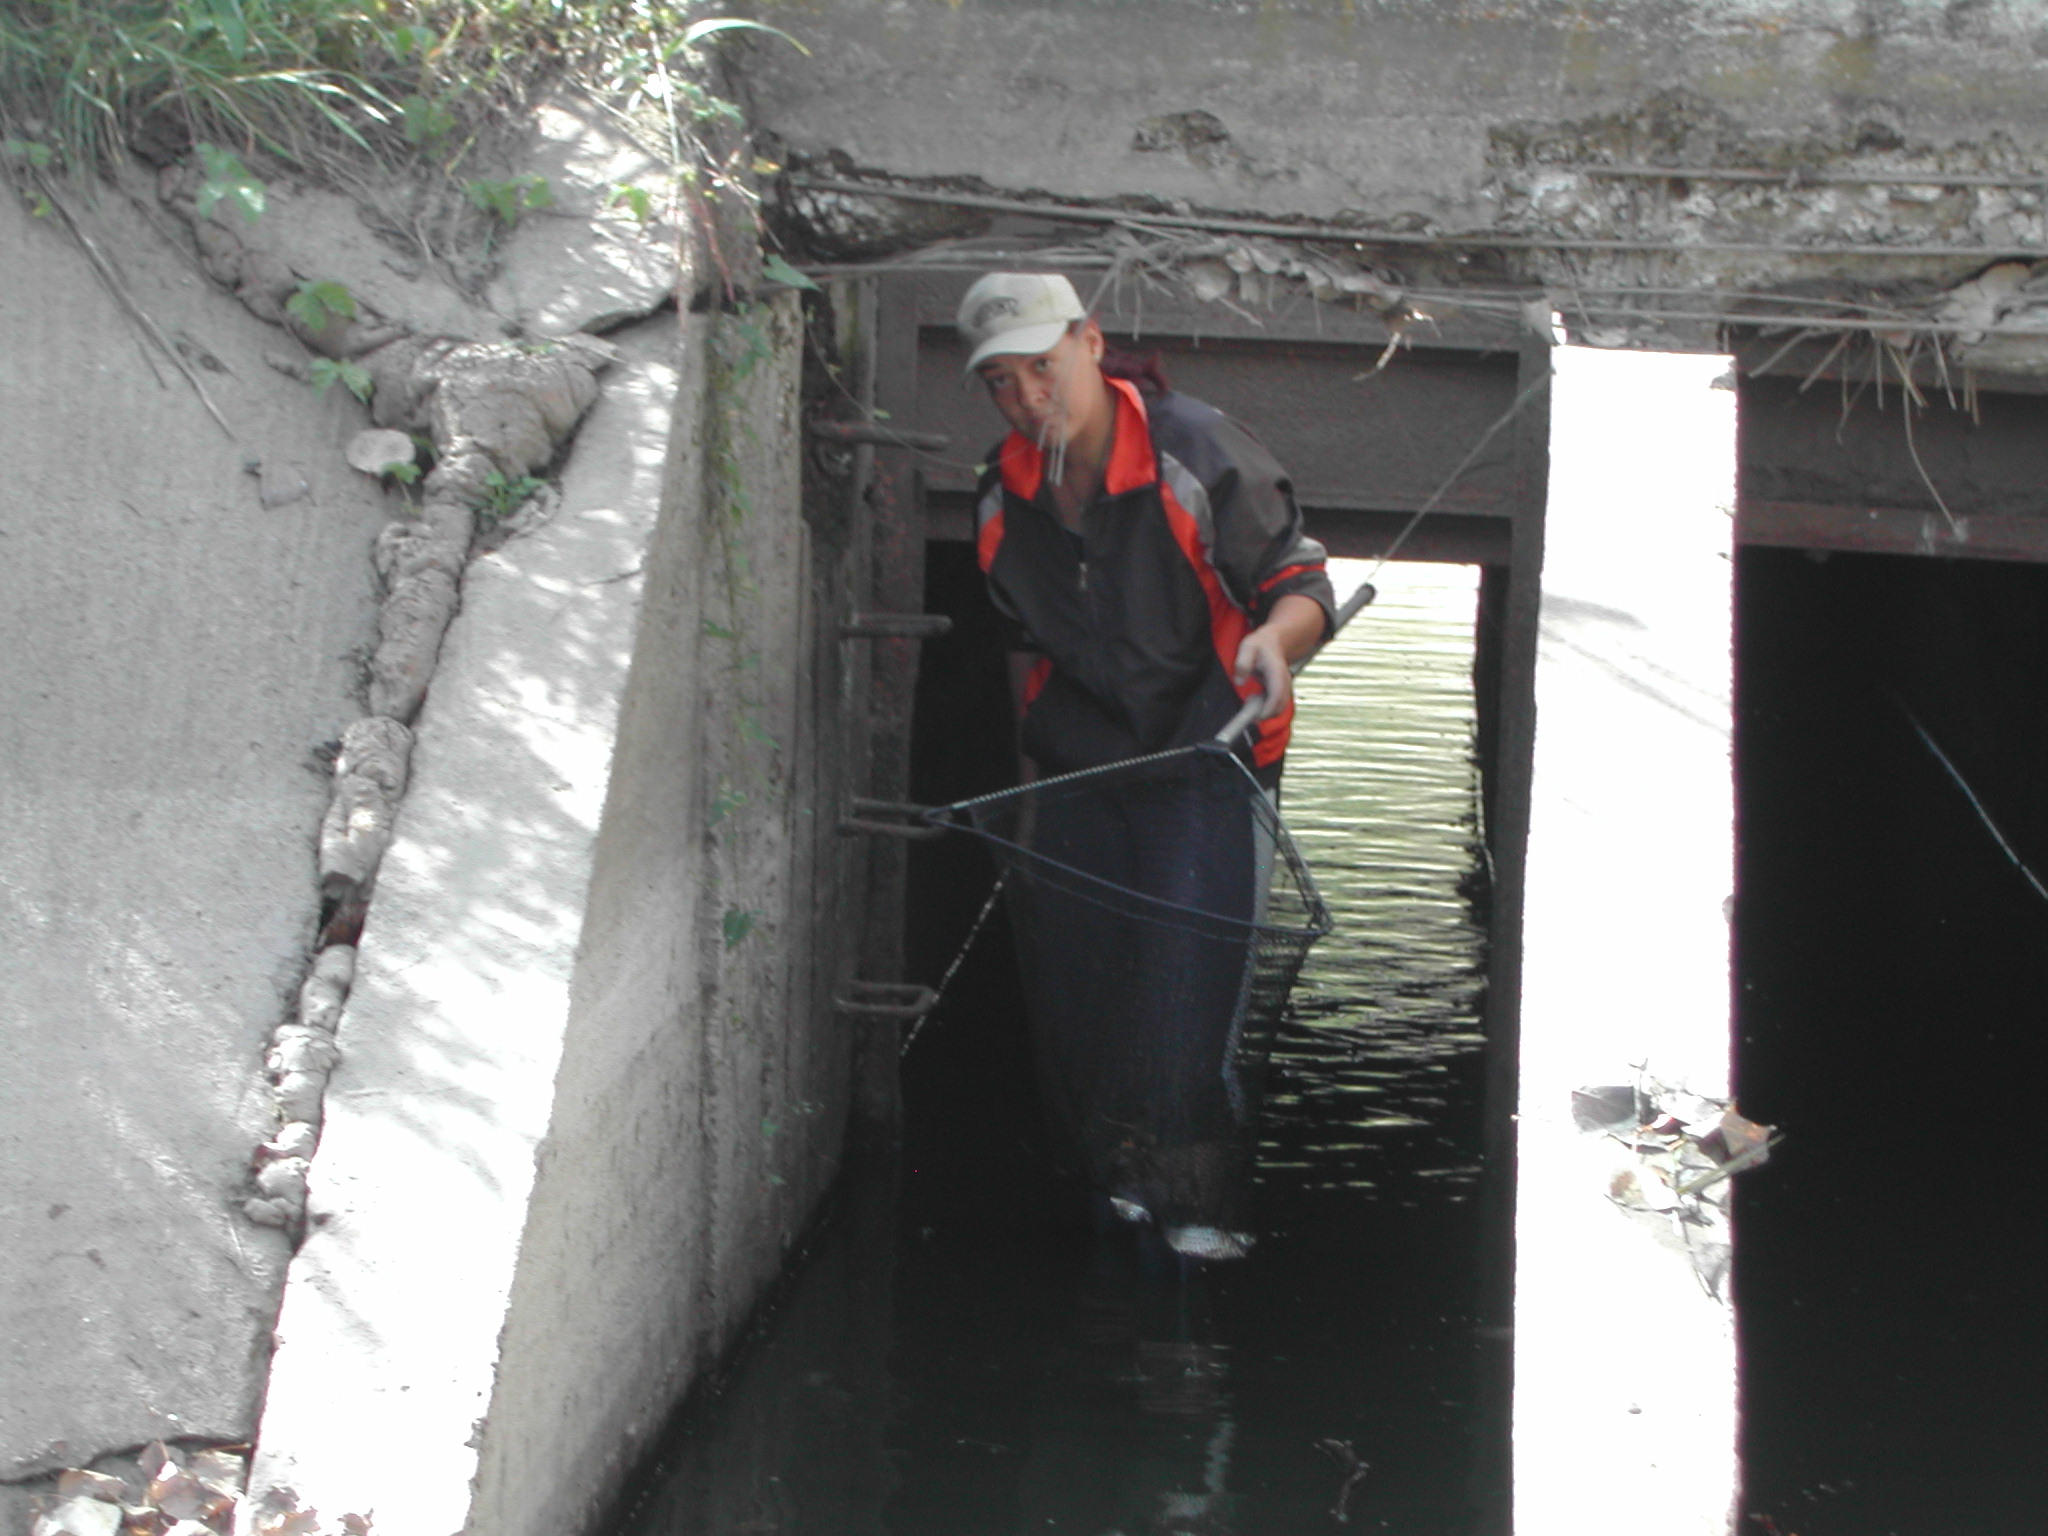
0, 1, 799, 190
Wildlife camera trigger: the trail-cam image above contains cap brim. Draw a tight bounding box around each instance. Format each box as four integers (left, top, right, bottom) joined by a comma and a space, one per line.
964, 319, 1074, 372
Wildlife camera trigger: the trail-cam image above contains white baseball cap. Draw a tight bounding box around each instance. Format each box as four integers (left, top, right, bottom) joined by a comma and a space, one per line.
957, 272, 1086, 370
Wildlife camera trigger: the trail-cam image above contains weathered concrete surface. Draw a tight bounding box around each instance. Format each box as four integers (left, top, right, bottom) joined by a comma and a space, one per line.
484, 96, 685, 338
748, 0, 2048, 232
211, 177, 493, 343
1515, 346, 1738, 1533
465, 293, 855, 1536
0, 185, 388, 1496
245, 294, 856, 1536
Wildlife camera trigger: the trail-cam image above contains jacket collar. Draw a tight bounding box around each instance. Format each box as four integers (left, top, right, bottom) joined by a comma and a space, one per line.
998, 376, 1156, 503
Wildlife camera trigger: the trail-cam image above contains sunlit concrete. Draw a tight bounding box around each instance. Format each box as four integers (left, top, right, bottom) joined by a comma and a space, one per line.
1515, 346, 1739, 1534
243, 295, 858, 1536
0, 182, 379, 1510
242, 315, 686, 1536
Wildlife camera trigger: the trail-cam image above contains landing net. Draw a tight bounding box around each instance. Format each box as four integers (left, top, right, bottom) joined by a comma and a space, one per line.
930, 742, 1331, 1232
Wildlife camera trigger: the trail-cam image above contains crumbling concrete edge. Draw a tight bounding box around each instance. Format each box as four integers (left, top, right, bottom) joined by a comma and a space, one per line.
21, 156, 651, 1536
141, 161, 624, 1245
234, 310, 686, 1536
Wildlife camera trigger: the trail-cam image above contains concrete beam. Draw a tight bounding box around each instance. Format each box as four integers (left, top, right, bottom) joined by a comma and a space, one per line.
1514, 347, 1739, 1533
746, 0, 2048, 231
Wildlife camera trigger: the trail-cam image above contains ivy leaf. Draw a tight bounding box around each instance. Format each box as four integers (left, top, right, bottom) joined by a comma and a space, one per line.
2, 137, 55, 169
287, 279, 357, 333
309, 357, 373, 403
610, 184, 655, 223
722, 907, 758, 948
194, 142, 266, 226
708, 783, 747, 827
466, 175, 552, 227
401, 94, 457, 145
762, 253, 819, 292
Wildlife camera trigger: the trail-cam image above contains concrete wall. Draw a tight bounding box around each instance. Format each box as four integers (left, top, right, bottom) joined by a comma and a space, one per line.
0, 181, 385, 1509
244, 293, 864, 1536
753, 0, 2048, 215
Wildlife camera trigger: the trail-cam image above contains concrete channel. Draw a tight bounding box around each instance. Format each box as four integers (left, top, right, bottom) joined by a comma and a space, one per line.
12, 4, 2048, 1532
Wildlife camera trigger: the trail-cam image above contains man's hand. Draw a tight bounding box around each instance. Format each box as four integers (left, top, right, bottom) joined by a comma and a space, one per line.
1232, 594, 1329, 719
1233, 627, 1294, 719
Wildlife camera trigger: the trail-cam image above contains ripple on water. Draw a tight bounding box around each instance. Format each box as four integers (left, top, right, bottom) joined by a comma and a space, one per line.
1261, 560, 1489, 1203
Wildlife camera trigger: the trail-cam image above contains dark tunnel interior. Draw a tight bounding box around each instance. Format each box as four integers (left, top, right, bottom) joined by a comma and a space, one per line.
1734, 546, 2048, 1535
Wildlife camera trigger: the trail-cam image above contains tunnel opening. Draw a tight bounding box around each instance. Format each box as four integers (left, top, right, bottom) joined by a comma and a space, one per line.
1734, 545, 2048, 1534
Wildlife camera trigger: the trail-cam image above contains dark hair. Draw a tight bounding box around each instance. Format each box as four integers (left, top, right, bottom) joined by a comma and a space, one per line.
1098, 340, 1171, 397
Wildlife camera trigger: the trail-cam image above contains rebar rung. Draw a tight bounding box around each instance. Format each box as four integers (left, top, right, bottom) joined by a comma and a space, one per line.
835, 982, 938, 1019
841, 612, 953, 640
838, 798, 944, 840
807, 418, 951, 451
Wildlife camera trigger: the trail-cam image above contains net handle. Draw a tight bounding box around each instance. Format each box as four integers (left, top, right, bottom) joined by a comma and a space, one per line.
1215, 580, 1378, 747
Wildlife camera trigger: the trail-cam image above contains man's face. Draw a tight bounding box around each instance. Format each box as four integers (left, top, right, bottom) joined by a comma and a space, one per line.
975, 321, 1104, 445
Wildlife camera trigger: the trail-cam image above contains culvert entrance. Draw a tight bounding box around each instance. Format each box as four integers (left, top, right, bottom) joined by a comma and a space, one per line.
606, 555, 1509, 1534
1734, 547, 2048, 1535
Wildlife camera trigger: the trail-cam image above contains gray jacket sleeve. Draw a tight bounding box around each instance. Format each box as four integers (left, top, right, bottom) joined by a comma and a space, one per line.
1204, 413, 1337, 637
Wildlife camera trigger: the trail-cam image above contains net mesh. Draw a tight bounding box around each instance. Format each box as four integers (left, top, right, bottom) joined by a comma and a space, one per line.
936, 743, 1331, 1231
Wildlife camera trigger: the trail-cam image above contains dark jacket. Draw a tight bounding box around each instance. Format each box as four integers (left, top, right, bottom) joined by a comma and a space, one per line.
976, 379, 1334, 775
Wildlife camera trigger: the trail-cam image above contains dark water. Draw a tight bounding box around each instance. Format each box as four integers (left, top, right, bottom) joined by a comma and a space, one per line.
611, 558, 1502, 1536
1736, 548, 2048, 1536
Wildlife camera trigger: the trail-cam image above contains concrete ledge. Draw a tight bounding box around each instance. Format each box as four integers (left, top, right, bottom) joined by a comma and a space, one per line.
243, 293, 859, 1536
244, 315, 686, 1535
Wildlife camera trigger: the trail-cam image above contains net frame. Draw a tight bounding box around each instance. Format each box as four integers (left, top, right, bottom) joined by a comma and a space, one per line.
927, 741, 1332, 1229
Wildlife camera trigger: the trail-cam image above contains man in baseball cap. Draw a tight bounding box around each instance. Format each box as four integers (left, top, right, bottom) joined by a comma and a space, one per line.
957, 271, 1088, 371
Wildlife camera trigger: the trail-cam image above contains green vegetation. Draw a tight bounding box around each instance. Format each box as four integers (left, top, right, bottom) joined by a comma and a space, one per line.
464, 171, 551, 226
308, 355, 373, 401
286, 276, 357, 333
0, 2, 803, 190
473, 467, 546, 525
721, 905, 757, 948
194, 141, 264, 223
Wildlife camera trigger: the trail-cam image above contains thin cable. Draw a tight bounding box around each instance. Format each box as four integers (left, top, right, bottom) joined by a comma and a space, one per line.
1894, 694, 2048, 905
790, 175, 2044, 261
1576, 163, 2048, 190
901, 872, 1007, 1055
1364, 365, 1554, 582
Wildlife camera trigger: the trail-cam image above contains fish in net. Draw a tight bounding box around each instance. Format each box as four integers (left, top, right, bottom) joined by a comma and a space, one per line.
928, 740, 1332, 1255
